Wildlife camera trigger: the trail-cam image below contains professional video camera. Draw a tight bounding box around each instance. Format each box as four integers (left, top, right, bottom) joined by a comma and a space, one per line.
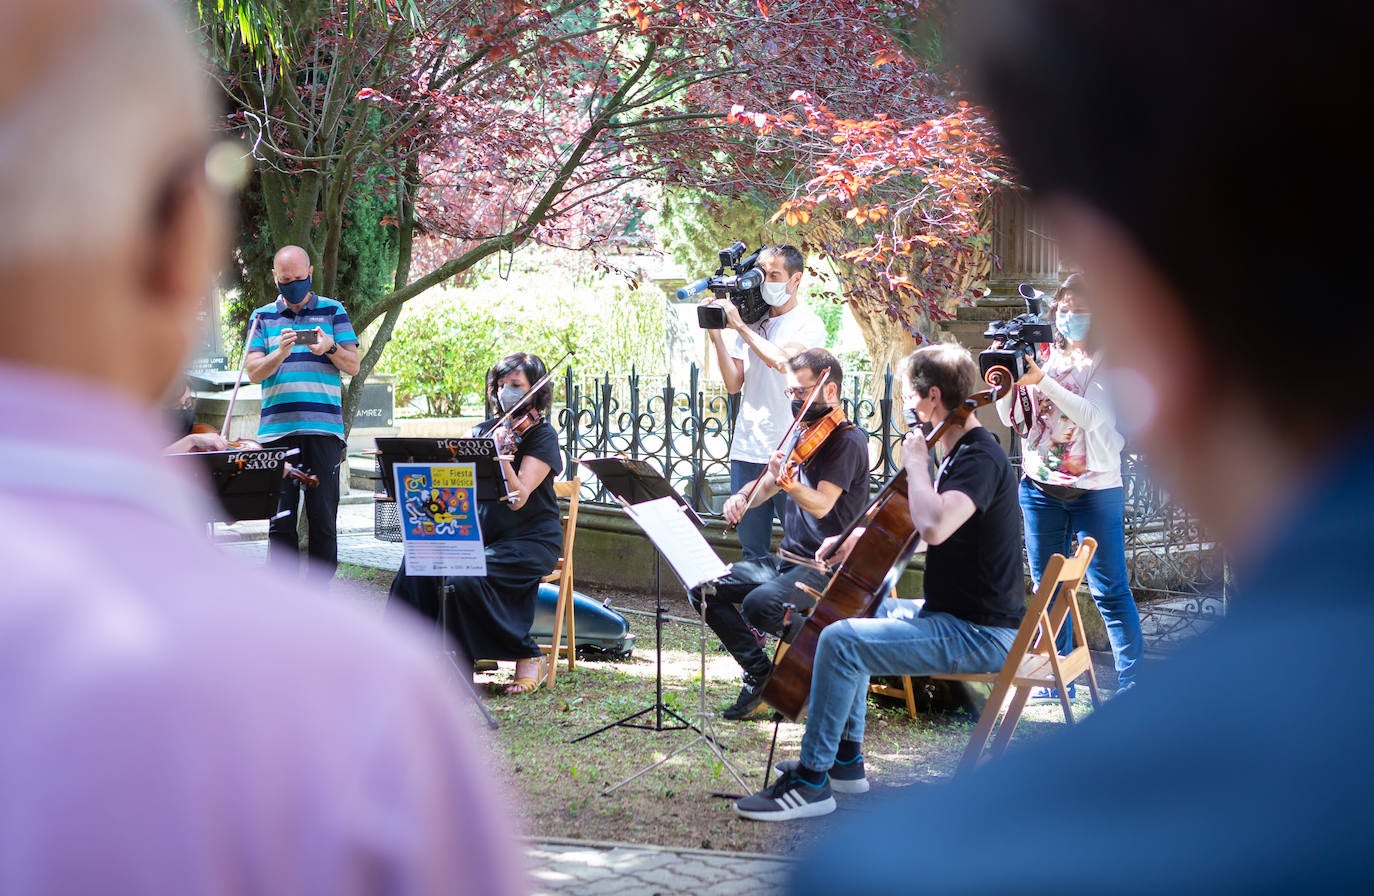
677, 241, 768, 329
978, 283, 1057, 383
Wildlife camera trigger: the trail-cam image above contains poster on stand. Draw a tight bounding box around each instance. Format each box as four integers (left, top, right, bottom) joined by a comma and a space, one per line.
394, 462, 486, 576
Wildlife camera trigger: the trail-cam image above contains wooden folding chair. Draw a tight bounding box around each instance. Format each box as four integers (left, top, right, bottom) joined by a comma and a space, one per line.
539, 478, 580, 688
930, 536, 1101, 773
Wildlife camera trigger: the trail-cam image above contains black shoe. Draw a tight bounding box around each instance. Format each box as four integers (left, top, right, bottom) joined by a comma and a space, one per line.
733, 768, 836, 821
722, 681, 767, 720
775, 756, 869, 794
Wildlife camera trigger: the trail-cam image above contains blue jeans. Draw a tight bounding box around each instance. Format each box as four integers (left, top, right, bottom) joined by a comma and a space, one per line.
1019, 479, 1143, 688
798, 601, 1017, 773
731, 459, 788, 561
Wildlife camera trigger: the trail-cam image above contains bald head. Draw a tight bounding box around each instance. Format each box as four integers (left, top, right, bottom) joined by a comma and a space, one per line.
272, 246, 314, 306
0, 0, 228, 404
273, 246, 312, 276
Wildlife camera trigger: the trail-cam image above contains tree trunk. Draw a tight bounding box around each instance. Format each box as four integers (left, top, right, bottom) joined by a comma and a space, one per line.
849, 303, 919, 397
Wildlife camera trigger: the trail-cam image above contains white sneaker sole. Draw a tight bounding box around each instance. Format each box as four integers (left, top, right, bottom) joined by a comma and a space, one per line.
733, 795, 836, 821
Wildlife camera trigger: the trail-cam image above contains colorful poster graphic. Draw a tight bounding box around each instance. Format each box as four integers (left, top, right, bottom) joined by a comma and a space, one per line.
394, 462, 486, 576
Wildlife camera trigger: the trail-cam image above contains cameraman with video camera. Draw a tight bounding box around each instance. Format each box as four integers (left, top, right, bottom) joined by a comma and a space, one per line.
702, 244, 827, 562
994, 272, 1142, 695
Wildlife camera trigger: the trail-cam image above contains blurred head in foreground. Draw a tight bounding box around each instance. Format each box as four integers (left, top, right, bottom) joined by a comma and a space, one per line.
0, 0, 233, 403
954, 0, 1371, 554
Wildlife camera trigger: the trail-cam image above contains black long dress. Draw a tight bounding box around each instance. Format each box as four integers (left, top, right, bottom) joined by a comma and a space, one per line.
386, 418, 564, 666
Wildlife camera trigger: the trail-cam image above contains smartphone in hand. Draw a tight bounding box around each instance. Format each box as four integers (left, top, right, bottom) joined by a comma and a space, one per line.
292, 328, 319, 345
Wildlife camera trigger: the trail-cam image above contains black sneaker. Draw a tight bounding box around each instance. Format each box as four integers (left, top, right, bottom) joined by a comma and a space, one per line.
733, 768, 836, 821
721, 680, 766, 720
774, 756, 869, 794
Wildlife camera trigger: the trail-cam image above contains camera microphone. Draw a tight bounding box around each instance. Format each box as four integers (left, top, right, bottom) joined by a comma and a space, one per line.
676, 277, 711, 300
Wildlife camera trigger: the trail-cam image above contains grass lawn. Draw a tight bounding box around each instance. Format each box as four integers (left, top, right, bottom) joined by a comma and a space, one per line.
336, 563, 1112, 856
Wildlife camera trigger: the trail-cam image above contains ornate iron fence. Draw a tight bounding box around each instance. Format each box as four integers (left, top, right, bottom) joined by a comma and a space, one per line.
550, 363, 1225, 651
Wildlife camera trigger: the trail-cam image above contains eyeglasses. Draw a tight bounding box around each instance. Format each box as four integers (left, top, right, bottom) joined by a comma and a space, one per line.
784, 386, 817, 400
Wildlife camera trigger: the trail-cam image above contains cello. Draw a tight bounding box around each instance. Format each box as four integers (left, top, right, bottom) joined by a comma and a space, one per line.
760, 367, 1014, 721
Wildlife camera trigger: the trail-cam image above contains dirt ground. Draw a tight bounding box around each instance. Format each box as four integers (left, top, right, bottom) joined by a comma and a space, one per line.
341, 569, 1118, 858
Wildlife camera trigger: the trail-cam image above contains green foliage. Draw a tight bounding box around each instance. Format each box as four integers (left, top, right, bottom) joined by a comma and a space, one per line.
652, 187, 784, 276
221, 177, 278, 339
385, 249, 670, 415
804, 289, 844, 348
336, 172, 399, 307
386, 302, 574, 416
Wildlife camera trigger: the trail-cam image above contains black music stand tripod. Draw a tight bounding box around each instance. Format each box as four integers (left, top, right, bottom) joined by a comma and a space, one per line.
374, 440, 507, 730
570, 540, 696, 741
572, 456, 751, 796
172, 445, 299, 533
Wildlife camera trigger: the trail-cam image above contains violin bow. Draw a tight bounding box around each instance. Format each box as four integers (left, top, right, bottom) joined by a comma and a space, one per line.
726, 367, 831, 531
221, 314, 261, 437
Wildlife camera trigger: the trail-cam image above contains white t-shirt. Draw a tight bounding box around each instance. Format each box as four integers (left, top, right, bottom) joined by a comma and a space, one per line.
728, 303, 828, 463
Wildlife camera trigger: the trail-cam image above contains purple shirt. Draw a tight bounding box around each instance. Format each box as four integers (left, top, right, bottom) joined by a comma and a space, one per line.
0, 362, 528, 894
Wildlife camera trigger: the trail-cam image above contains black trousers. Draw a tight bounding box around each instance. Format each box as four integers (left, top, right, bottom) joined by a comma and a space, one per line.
689, 557, 826, 680
267, 434, 343, 578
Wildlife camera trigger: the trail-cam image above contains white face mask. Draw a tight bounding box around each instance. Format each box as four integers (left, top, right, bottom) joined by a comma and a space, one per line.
761, 281, 791, 307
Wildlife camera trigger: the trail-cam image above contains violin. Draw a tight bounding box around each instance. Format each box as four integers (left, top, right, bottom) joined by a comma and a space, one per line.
486, 350, 573, 502
494, 406, 543, 452
775, 406, 849, 491
189, 422, 320, 489
727, 368, 832, 530
760, 366, 1014, 721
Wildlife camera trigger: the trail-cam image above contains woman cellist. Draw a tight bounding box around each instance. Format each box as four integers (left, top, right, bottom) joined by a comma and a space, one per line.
386, 352, 563, 695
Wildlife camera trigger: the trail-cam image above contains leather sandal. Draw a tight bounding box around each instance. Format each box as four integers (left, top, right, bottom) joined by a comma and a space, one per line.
503, 656, 547, 695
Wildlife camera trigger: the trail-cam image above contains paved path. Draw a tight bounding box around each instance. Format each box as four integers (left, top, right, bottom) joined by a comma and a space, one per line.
525, 839, 791, 896
213, 497, 795, 896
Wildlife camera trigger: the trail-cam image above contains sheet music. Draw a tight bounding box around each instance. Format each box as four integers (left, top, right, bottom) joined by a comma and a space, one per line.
623, 495, 730, 590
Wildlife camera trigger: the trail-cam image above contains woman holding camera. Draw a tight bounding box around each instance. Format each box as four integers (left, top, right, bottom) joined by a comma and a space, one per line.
387, 352, 564, 695
996, 273, 1143, 694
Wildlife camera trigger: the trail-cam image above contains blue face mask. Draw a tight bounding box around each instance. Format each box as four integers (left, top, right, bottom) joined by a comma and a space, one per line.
277, 275, 312, 306
1056, 311, 1091, 342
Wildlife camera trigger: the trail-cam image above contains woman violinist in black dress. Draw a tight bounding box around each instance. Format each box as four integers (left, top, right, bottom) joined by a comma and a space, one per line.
387, 352, 564, 694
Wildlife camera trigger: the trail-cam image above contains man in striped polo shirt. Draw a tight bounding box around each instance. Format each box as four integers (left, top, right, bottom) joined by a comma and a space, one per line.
245, 245, 360, 579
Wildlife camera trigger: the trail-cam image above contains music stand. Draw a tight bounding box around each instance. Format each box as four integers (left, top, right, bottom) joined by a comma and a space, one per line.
574, 455, 750, 796
170, 446, 298, 524
374, 437, 508, 730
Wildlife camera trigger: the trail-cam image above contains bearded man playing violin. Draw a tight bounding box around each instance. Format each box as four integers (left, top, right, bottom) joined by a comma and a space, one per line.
733, 343, 1024, 821
691, 348, 870, 721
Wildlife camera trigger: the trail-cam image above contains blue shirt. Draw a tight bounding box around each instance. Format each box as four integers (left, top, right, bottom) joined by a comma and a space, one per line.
789, 433, 1374, 893
247, 294, 358, 442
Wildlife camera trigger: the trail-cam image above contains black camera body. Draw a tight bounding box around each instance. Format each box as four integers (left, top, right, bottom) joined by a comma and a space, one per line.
694, 241, 768, 329
978, 283, 1056, 383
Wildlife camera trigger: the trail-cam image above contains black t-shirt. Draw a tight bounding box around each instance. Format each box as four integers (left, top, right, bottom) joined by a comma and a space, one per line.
779, 423, 871, 558
921, 427, 1024, 629
472, 417, 564, 545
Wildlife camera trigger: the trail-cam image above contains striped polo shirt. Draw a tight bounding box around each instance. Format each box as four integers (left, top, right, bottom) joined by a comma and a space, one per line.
247, 293, 358, 442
